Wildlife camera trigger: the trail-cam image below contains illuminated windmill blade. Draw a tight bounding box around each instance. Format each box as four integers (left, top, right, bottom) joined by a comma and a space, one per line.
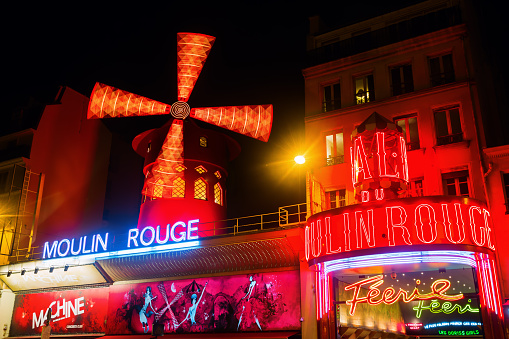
190, 105, 273, 142
143, 120, 185, 199
177, 32, 216, 102
87, 82, 170, 119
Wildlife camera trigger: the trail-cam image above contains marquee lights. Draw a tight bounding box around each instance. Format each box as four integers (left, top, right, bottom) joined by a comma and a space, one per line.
305, 197, 495, 262
412, 299, 479, 318
344, 275, 463, 316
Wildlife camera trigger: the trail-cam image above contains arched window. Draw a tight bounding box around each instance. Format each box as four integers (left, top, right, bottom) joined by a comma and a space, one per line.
153, 178, 164, 198
194, 178, 207, 200
214, 183, 223, 205
172, 177, 185, 198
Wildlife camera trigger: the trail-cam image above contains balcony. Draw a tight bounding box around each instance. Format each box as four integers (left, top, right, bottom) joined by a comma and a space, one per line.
436, 133, 463, 146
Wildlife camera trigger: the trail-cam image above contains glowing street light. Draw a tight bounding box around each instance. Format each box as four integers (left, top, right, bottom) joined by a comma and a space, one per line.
294, 155, 305, 165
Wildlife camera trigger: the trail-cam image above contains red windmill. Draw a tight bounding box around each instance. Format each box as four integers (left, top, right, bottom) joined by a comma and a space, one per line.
87, 33, 273, 234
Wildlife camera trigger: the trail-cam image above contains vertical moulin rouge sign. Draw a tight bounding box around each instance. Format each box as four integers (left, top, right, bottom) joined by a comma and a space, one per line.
107, 271, 301, 334
10, 288, 108, 336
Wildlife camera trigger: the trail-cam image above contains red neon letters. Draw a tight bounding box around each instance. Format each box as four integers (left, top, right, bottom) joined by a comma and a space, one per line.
306, 196, 495, 261
345, 275, 463, 316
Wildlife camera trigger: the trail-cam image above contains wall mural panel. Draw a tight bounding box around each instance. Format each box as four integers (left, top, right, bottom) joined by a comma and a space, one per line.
107, 270, 301, 334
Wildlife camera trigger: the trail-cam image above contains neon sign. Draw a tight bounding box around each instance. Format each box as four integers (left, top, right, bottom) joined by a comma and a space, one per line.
350, 113, 409, 202
344, 275, 463, 316
127, 220, 199, 248
305, 196, 495, 262
413, 299, 479, 318
42, 219, 201, 259
43, 233, 109, 259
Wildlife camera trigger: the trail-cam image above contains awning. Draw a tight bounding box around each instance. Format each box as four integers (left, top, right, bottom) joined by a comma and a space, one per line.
98, 332, 300, 339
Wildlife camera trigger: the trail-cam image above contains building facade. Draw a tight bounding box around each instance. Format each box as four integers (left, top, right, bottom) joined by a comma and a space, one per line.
302, 0, 508, 338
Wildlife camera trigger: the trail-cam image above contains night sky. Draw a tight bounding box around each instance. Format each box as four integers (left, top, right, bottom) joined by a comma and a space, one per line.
2, 1, 506, 219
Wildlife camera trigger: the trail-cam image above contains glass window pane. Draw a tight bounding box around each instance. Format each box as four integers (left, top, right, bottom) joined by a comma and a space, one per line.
449, 108, 462, 134
403, 65, 414, 92
408, 117, 419, 143
335, 133, 344, 156
326, 134, 334, 158
391, 68, 402, 95
367, 74, 375, 101
442, 54, 455, 82
333, 83, 341, 106
434, 111, 449, 137
396, 119, 407, 140
445, 178, 456, 195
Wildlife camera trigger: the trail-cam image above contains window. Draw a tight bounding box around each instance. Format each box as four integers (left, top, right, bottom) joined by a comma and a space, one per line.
390, 64, 414, 95
325, 131, 344, 166
194, 178, 207, 200
153, 178, 164, 198
327, 189, 346, 209
442, 170, 469, 197
214, 183, 223, 205
354, 74, 375, 104
434, 106, 463, 146
429, 54, 455, 86
502, 172, 509, 213
408, 179, 424, 197
322, 83, 341, 112
172, 177, 185, 198
195, 165, 207, 174
395, 115, 420, 150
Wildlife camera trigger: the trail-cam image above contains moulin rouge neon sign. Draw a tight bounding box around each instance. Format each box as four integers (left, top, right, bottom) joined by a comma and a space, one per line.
43, 219, 200, 259
344, 275, 463, 316
305, 196, 495, 261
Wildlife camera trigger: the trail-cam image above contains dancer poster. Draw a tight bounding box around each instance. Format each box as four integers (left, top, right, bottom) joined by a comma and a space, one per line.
107, 270, 301, 334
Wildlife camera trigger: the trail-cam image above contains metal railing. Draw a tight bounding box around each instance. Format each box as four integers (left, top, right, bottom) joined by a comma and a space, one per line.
436, 133, 463, 146
193, 203, 307, 238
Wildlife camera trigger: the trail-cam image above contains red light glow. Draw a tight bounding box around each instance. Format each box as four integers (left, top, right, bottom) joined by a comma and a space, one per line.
143, 120, 184, 199
191, 105, 273, 142
177, 33, 215, 102
88, 83, 169, 119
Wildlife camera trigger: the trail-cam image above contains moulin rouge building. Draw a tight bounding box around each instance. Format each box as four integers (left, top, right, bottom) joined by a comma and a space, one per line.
301, 0, 508, 338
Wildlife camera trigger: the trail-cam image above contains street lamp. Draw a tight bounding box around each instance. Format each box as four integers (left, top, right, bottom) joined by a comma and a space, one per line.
294, 155, 305, 165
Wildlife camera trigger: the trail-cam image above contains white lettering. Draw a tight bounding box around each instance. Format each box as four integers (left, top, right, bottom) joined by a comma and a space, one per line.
128, 228, 139, 247
170, 222, 187, 242
187, 220, 199, 240
43, 241, 58, 259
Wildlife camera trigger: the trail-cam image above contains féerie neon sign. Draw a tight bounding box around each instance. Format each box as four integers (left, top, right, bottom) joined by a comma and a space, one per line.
305, 196, 495, 262
413, 299, 479, 318
344, 275, 463, 315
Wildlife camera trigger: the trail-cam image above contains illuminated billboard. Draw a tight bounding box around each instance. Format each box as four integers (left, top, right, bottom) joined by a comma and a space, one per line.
10, 287, 109, 336
107, 270, 301, 334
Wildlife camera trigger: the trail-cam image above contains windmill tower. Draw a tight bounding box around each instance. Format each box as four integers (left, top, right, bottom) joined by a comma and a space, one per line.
87, 33, 273, 235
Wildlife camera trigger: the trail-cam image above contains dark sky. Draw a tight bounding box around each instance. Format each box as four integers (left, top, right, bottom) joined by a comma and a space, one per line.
2, 1, 505, 219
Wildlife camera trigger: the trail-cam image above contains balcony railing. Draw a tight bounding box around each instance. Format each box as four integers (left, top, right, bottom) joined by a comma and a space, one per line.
326, 156, 345, 166
436, 133, 463, 146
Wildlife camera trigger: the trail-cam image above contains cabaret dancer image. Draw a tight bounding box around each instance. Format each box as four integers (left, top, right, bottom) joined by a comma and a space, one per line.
237, 276, 262, 331
137, 286, 157, 333
178, 282, 208, 327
